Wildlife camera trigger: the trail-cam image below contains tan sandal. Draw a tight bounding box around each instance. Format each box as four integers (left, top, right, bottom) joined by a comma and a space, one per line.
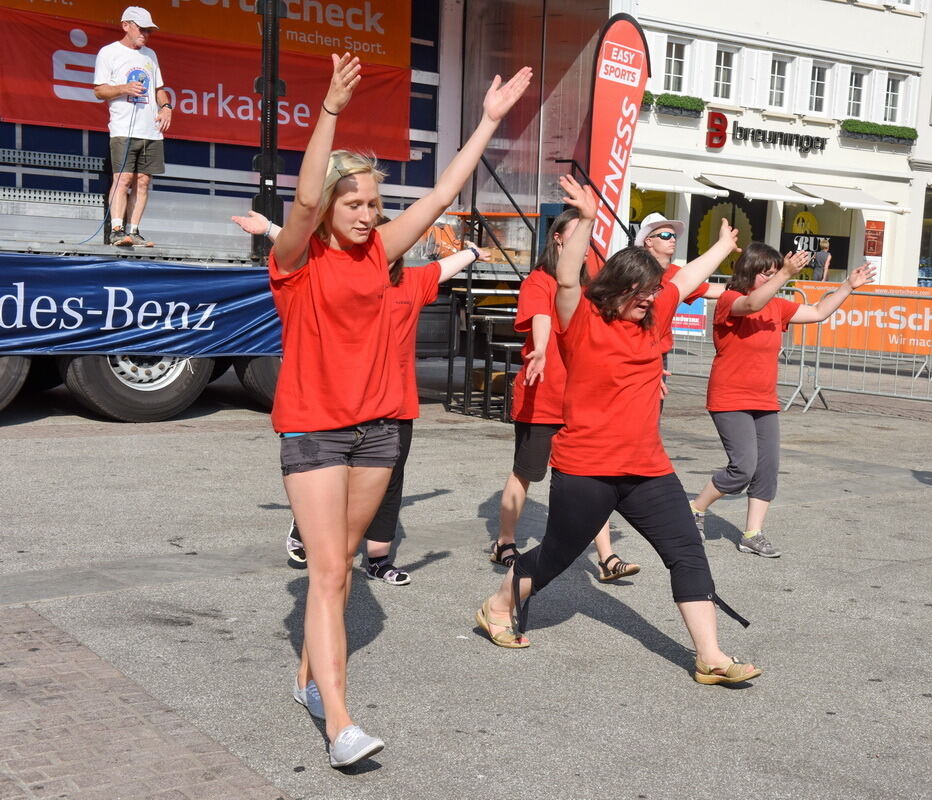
597, 554, 641, 582
694, 655, 762, 685
475, 599, 529, 649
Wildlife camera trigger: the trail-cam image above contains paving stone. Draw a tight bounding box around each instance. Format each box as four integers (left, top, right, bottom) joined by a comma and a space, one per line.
0, 607, 293, 800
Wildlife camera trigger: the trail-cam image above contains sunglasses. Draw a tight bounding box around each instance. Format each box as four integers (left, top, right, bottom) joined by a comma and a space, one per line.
649, 231, 677, 241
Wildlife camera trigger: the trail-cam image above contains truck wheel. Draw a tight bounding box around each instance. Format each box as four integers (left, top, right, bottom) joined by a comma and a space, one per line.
58, 354, 215, 422
233, 356, 280, 411
209, 357, 233, 383
0, 355, 31, 413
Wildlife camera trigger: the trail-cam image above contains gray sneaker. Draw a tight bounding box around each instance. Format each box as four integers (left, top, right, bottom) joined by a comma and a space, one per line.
328, 724, 384, 768
693, 512, 706, 542
127, 230, 154, 247
738, 531, 781, 558
293, 677, 324, 720
109, 227, 132, 246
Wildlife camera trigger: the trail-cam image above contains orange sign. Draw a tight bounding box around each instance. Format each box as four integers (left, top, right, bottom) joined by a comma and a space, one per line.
0, 0, 411, 67
0, 6, 410, 158
864, 220, 885, 257
791, 281, 932, 356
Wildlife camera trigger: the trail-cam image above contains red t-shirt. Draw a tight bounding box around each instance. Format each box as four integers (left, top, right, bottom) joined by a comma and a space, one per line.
391, 263, 441, 420
706, 289, 800, 412
550, 283, 680, 476
659, 264, 708, 354
511, 269, 567, 424
268, 231, 404, 432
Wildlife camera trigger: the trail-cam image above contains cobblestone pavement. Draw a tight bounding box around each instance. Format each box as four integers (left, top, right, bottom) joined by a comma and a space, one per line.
0, 606, 290, 800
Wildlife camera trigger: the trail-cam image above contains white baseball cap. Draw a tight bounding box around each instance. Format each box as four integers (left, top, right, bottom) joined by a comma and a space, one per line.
634, 212, 686, 247
122, 6, 158, 29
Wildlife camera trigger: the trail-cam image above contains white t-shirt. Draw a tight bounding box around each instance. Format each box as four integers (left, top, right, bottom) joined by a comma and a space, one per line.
93, 41, 165, 140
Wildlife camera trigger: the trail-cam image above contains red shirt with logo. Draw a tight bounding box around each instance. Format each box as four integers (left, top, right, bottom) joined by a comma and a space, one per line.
391, 263, 441, 420
268, 231, 403, 432
550, 283, 680, 476
706, 289, 800, 412
511, 268, 567, 424
659, 264, 708, 354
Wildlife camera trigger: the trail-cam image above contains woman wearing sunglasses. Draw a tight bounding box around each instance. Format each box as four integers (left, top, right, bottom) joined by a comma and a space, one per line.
690, 244, 874, 557
476, 175, 763, 688
270, 52, 531, 767
635, 213, 725, 396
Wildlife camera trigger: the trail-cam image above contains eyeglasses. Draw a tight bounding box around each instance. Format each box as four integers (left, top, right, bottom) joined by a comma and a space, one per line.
634, 286, 663, 300
759, 267, 779, 278
649, 231, 677, 241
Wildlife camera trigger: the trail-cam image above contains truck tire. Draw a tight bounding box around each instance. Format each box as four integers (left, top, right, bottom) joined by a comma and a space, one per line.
58, 354, 215, 422
233, 356, 280, 411
0, 355, 31, 413
23, 356, 63, 393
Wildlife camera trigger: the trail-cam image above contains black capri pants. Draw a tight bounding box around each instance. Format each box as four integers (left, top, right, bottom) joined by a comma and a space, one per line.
512, 470, 747, 632
364, 419, 414, 543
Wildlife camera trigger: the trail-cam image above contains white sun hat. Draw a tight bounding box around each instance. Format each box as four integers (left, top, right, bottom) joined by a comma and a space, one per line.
634, 212, 686, 247
121, 6, 158, 28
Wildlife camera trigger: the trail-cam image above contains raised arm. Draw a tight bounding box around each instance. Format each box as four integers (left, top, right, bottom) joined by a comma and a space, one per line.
377, 68, 533, 264
790, 263, 875, 323
232, 210, 282, 241
554, 175, 597, 329
273, 54, 361, 275
437, 241, 491, 283
729, 250, 810, 316
669, 218, 739, 301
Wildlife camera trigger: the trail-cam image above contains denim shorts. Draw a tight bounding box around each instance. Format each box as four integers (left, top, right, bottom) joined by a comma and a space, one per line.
280, 419, 400, 476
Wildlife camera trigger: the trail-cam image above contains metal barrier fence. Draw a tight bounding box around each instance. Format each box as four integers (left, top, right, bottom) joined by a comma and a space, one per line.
666, 287, 810, 411
804, 288, 932, 410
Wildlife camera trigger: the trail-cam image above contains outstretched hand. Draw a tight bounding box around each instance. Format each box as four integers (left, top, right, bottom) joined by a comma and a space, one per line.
717, 218, 740, 253
524, 349, 545, 386
482, 67, 533, 122
782, 250, 811, 277
846, 262, 877, 289
463, 240, 492, 262
324, 53, 362, 114
231, 210, 270, 236
559, 174, 597, 220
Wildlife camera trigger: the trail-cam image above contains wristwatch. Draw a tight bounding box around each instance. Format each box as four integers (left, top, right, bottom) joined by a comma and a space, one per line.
159, 103, 173, 110
466, 246, 480, 261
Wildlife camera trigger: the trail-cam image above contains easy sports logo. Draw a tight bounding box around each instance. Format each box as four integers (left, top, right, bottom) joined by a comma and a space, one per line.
126, 68, 151, 103
597, 40, 643, 87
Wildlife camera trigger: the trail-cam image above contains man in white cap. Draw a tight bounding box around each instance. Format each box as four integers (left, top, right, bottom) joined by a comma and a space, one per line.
93, 7, 171, 247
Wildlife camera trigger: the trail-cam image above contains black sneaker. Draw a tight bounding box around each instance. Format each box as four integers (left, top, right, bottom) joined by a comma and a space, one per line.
286, 518, 307, 569
110, 227, 132, 246
366, 558, 410, 585
128, 230, 154, 247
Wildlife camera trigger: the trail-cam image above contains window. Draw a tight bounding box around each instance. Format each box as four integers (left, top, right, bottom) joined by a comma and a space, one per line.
714, 48, 735, 100
885, 76, 902, 123
769, 57, 789, 107
847, 70, 866, 118
809, 64, 828, 113
664, 41, 685, 93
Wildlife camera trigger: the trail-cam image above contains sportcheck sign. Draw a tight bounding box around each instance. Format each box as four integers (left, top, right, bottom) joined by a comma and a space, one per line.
587, 14, 651, 259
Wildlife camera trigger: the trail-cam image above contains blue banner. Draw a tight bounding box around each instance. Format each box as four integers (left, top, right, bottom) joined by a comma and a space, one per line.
0, 253, 282, 356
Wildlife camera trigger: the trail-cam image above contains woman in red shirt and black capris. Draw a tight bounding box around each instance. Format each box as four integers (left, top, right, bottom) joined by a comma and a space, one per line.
691, 244, 874, 558
270, 53, 532, 767
477, 175, 763, 687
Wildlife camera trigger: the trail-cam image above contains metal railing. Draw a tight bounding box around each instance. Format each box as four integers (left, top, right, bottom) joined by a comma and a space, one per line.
804, 288, 932, 410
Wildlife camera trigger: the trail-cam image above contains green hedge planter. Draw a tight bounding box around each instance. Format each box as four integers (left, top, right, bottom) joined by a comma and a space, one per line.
840, 119, 917, 145
655, 93, 704, 119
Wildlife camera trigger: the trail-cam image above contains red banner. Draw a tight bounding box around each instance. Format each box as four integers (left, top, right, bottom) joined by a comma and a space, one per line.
0, 7, 410, 159
586, 14, 651, 258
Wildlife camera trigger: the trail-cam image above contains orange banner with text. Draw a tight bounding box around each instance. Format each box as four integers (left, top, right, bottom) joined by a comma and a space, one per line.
0, 7, 410, 159
791, 281, 932, 356
0, 0, 410, 67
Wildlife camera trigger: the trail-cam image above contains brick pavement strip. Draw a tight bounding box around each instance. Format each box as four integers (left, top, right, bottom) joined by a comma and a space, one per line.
0, 607, 291, 800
